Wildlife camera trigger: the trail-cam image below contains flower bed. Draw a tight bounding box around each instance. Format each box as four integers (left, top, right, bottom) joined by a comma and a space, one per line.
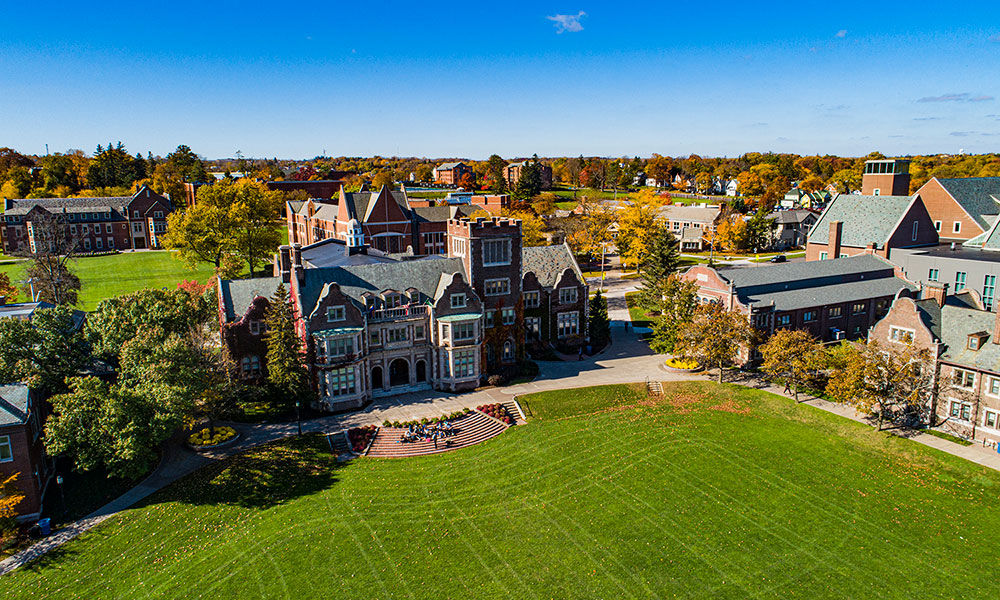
476, 403, 515, 425
665, 358, 701, 372
188, 426, 238, 448
347, 425, 378, 453
383, 409, 471, 430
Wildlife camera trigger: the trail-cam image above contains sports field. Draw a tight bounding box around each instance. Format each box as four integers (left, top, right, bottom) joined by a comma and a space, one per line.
5, 382, 1000, 599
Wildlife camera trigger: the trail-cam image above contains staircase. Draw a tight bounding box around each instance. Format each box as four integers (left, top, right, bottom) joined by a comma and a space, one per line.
646, 379, 663, 397
366, 412, 508, 458
327, 431, 351, 455
500, 398, 528, 424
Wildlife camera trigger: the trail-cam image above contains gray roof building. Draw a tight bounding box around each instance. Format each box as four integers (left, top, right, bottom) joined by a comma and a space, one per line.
936, 177, 1000, 231
0, 383, 29, 427
522, 243, 586, 288
808, 194, 916, 249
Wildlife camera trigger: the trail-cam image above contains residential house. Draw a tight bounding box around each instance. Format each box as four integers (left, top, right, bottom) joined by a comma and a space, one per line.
682, 254, 916, 352
914, 177, 1000, 242
432, 162, 473, 186
869, 285, 1000, 445
768, 209, 818, 250
0, 384, 51, 522
726, 180, 739, 197
659, 204, 722, 248
805, 193, 938, 261
504, 161, 553, 190
2, 185, 173, 253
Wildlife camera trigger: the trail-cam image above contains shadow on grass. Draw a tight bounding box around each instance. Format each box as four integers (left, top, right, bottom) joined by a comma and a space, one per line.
136, 434, 342, 511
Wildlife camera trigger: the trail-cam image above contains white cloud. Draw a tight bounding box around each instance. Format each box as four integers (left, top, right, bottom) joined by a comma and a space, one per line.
917, 93, 993, 103
835, 29, 847, 38
547, 11, 586, 34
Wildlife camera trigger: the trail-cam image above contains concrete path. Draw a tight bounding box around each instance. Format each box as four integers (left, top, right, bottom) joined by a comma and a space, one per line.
2, 278, 997, 575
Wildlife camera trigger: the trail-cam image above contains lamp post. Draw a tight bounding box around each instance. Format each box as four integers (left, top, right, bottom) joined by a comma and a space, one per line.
56, 475, 66, 517
295, 399, 302, 437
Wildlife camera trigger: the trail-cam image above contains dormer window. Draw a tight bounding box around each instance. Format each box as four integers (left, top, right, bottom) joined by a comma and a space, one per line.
383, 293, 401, 308
327, 305, 346, 322
249, 320, 263, 336
451, 293, 466, 309
969, 332, 988, 351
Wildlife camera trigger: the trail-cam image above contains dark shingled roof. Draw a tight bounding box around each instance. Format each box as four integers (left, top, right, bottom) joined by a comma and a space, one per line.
411, 204, 478, 223
808, 194, 916, 249
522, 244, 585, 288
4, 196, 128, 216
219, 277, 282, 322
0, 383, 30, 427
913, 292, 1000, 372
936, 177, 1000, 230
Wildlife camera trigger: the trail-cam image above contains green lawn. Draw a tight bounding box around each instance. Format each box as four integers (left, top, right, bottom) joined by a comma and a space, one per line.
0, 251, 217, 310
6, 381, 1000, 598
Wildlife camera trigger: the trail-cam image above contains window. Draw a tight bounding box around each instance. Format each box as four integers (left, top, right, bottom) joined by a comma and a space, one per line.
955, 271, 967, 291
107, 238, 114, 249
452, 349, 476, 378
559, 287, 577, 304
451, 237, 467, 256
82, 224, 89, 234
95, 238, 103, 249
819, 252, 828, 260
984, 275, 996, 311
483, 238, 511, 266
502, 307, 515, 325
934, 221, 942, 232
415, 324, 425, 340
154, 211, 164, 219
969, 336, 981, 351
249, 320, 263, 336
453, 322, 475, 341
327, 367, 356, 397
524, 291, 540, 308
485, 310, 495, 328
70, 225, 78, 234
327, 305, 346, 322
369, 330, 381, 346
106, 224, 113, 234
989, 377, 1000, 397
241, 355, 261, 375
777, 314, 791, 327
0, 435, 11, 462
383, 293, 401, 308
828, 306, 842, 319
889, 327, 914, 344
852, 302, 866, 315
950, 401, 972, 421
953, 221, 961, 234
450, 293, 466, 309
328, 336, 354, 357
386, 327, 408, 343
954, 368, 975, 389
557, 312, 579, 338
484, 278, 510, 296
133, 210, 139, 218
985, 410, 998, 429
839, 254, 848, 259
132, 222, 143, 232
502, 340, 514, 360
928, 269, 939, 282
911, 221, 919, 241
84, 239, 91, 250
525, 317, 541, 340
872, 188, 881, 196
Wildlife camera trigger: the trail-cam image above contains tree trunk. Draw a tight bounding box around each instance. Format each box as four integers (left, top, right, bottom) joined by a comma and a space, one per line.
718, 362, 724, 384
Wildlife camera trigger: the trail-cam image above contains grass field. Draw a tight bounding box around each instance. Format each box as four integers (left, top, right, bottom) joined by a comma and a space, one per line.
9, 381, 998, 598
0, 251, 217, 310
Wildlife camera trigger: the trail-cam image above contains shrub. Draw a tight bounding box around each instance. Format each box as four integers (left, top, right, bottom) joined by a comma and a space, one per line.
665, 357, 699, 370
476, 403, 516, 426
347, 425, 377, 453
487, 374, 505, 387
187, 426, 237, 447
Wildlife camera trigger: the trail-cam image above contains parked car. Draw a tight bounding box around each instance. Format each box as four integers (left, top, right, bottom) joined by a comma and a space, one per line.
769, 255, 786, 263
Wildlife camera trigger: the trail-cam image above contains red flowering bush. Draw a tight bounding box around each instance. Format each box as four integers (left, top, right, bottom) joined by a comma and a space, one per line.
476, 403, 515, 426
348, 425, 377, 453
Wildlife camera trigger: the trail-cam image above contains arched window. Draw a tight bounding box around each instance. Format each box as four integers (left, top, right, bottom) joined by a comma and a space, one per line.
502, 340, 514, 361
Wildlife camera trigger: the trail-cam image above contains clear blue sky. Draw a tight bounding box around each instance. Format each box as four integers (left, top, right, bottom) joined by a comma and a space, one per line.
1, 1, 998, 160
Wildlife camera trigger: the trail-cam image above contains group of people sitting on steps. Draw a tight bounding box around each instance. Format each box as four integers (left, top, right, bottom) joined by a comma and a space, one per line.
399, 421, 457, 448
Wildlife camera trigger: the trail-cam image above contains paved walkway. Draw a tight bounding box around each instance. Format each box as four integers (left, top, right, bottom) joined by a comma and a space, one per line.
2, 276, 998, 574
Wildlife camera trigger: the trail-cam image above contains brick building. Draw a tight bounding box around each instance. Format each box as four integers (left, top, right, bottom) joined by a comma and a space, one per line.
682, 255, 916, 352
504, 161, 553, 190
219, 217, 588, 412
913, 176, 1000, 242
0, 384, 52, 522
805, 193, 938, 261
870, 285, 1000, 445
861, 158, 911, 196
2, 185, 172, 253
432, 162, 473, 186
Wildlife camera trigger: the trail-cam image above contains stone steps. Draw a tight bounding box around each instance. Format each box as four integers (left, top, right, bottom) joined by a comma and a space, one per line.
366, 412, 507, 458
499, 398, 528, 424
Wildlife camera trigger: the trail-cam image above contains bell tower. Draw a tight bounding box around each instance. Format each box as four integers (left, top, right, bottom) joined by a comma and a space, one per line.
862, 159, 911, 196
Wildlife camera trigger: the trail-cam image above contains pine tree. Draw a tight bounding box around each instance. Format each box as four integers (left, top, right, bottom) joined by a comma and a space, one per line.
264, 283, 309, 406
636, 228, 680, 310
588, 290, 611, 348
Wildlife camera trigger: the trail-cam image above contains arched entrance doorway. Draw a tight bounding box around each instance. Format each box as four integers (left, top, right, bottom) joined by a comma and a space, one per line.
371, 365, 384, 391
389, 358, 410, 387
415, 359, 427, 382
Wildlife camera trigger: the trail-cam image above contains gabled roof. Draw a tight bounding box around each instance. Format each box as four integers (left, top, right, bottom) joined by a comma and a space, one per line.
0, 383, 30, 427
914, 292, 1000, 372
935, 177, 1000, 230
768, 209, 817, 225
3, 185, 165, 216
434, 162, 466, 171
808, 194, 916, 249
411, 204, 478, 223
299, 238, 396, 269
219, 277, 282, 322
522, 244, 585, 288
658, 205, 721, 223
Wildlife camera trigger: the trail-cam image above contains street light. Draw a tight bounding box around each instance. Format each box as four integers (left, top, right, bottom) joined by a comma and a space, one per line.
295, 400, 302, 436
55, 475, 66, 517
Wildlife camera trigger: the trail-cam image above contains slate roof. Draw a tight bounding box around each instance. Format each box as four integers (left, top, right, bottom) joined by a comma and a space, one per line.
808, 194, 916, 249
915, 292, 1000, 372
299, 238, 396, 269
936, 177, 1000, 230
297, 257, 467, 316
715, 254, 915, 312
522, 244, 585, 288
768, 209, 817, 225
411, 204, 478, 223
0, 301, 85, 330
434, 162, 465, 171
658, 205, 721, 223
4, 197, 128, 216
0, 383, 30, 427
219, 277, 282, 322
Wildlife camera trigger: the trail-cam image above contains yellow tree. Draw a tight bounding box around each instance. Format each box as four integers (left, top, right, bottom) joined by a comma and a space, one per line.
0, 472, 25, 536
759, 329, 824, 401
502, 210, 547, 247
715, 213, 749, 252
617, 190, 666, 269
674, 303, 755, 383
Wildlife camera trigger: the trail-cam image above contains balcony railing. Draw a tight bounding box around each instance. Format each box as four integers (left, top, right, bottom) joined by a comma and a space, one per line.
368, 304, 429, 323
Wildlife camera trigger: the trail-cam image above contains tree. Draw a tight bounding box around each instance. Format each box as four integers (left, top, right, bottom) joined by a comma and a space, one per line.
637, 228, 680, 308
0, 306, 87, 395
264, 283, 309, 405
674, 303, 755, 383
1, 166, 33, 198
486, 154, 508, 194
826, 339, 932, 430
695, 172, 712, 193
647, 275, 698, 354
149, 145, 208, 207
715, 213, 749, 253
736, 170, 765, 198
371, 171, 394, 189
503, 210, 546, 247
744, 210, 777, 253
759, 329, 823, 401
616, 190, 666, 270
588, 290, 611, 349
0, 272, 17, 301
87, 142, 142, 189
799, 174, 824, 192
456, 171, 476, 191
0, 472, 25, 537
229, 180, 282, 278
512, 156, 543, 204
14, 210, 83, 305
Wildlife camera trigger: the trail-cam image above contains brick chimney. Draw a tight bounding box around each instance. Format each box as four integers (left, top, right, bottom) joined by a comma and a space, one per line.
277, 245, 292, 284
923, 282, 948, 308
866, 242, 877, 255
291, 243, 304, 283
829, 220, 843, 258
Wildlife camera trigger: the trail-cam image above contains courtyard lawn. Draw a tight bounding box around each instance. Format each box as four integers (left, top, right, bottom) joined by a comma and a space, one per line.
625, 291, 653, 329
5, 381, 1000, 599
0, 251, 218, 310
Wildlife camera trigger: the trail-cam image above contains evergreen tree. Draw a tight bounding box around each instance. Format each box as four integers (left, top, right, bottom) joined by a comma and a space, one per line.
486, 154, 508, 194
588, 290, 611, 348
636, 228, 680, 310
513, 155, 543, 204
264, 283, 309, 406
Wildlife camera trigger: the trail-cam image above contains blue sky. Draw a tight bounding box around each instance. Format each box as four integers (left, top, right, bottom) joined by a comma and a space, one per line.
1, 1, 998, 159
